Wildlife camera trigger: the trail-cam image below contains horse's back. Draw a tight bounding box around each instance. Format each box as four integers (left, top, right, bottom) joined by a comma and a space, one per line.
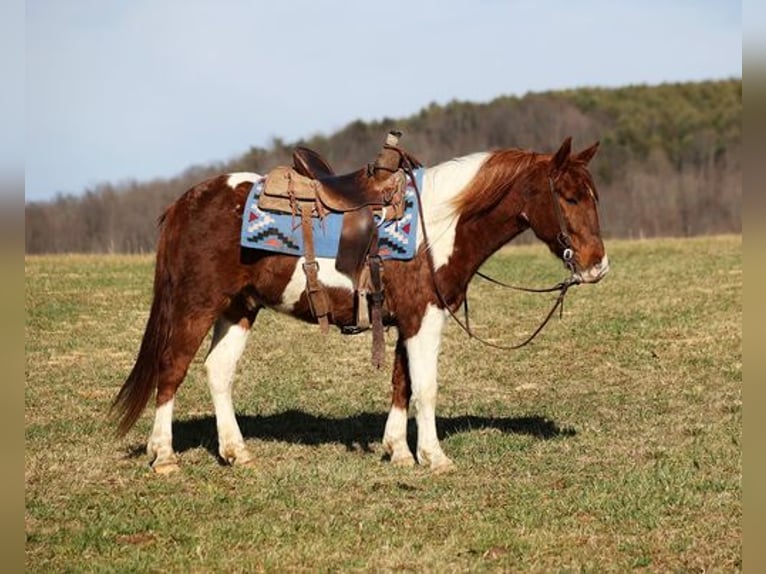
161, 172, 258, 247
175, 172, 259, 216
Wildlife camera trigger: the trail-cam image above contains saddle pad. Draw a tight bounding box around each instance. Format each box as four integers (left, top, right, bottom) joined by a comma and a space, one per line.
240, 168, 423, 260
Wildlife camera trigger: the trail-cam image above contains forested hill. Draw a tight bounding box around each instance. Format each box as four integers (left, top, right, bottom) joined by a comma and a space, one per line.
25, 79, 741, 254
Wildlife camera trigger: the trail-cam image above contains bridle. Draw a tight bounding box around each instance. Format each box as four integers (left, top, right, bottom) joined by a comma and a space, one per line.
548, 175, 577, 274
397, 152, 581, 350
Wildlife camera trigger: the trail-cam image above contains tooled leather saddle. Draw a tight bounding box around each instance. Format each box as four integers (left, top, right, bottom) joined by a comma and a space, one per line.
257, 131, 422, 367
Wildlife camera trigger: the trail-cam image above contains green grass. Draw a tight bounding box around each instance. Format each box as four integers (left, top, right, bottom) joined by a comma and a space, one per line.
25, 236, 742, 572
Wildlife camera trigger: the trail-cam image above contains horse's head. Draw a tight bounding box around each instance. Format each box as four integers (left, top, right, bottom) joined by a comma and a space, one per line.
521, 137, 609, 284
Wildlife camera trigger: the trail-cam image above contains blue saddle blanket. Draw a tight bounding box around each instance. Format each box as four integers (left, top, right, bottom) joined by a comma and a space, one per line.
240, 168, 423, 260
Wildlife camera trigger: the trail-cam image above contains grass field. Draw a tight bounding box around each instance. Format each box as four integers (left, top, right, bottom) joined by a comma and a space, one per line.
25, 235, 741, 572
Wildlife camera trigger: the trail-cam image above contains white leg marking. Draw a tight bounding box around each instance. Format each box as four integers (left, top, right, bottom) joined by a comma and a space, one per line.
382, 406, 414, 466
405, 304, 453, 471
416, 152, 489, 270
275, 256, 354, 312
226, 172, 261, 189
205, 318, 253, 465
147, 398, 178, 472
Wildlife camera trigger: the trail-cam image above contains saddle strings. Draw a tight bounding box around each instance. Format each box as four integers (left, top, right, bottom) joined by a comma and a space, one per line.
399, 154, 578, 351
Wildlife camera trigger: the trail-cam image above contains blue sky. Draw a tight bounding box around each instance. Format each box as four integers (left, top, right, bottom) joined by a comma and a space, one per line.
25, 0, 742, 202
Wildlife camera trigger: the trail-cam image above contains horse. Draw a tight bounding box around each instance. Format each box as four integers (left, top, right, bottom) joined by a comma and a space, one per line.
112, 136, 609, 474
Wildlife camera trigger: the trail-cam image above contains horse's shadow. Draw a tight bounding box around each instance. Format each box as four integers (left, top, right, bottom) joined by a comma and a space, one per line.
128, 410, 575, 462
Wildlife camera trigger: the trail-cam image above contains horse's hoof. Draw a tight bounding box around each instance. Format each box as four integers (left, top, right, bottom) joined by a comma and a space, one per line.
431, 457, 456, 475
152, 461, 180, 474
221, 447, 255, 467
218, 444, 255, 466
234, 455, 257, 468
390, 452, 416, 467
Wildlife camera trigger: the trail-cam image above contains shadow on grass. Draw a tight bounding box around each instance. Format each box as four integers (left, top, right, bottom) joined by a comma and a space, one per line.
126, 410, 575, 461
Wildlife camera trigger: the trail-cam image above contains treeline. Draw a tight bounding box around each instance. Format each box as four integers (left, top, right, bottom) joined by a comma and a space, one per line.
25, 79, 741, 253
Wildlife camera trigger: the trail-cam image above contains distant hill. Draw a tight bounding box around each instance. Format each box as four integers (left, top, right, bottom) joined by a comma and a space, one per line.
25, 79, 741, 253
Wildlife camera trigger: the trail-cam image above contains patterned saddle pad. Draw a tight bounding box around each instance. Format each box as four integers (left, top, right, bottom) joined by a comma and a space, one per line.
240, 168, 423, 260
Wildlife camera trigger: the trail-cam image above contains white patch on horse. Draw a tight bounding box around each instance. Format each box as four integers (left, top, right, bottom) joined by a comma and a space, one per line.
575, 253, 610, 284
405, 303, 453, 470
205, 318, 253, 464
226, 172, 260, 189
147, 398, 175, 466
416, 152, 489, 270
382, 405, 414, 465
275, 257, 354, 312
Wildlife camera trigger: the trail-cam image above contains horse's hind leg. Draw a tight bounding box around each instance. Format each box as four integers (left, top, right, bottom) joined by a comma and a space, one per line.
147, 312, 218, 473
147, 397, 178, 474
204, 298, 261, 466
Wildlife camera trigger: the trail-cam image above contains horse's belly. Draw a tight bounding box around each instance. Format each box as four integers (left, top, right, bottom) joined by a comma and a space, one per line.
268, 256, 357, 326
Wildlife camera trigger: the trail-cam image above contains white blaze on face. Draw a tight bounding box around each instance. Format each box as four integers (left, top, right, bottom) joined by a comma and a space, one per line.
275, 257, 354, 312
226, 172, 260, 189
416, 153, 489, 270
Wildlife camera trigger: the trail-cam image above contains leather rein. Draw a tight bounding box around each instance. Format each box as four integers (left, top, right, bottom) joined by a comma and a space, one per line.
396, 150, 581, 350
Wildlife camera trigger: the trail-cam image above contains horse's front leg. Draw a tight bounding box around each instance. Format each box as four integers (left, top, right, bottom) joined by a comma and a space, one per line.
204, 305, 261, 466
382, 336, 415, 466
404, 303, 453, 472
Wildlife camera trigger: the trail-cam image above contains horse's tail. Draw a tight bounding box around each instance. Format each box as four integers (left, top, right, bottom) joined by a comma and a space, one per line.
111, 206, 177, 436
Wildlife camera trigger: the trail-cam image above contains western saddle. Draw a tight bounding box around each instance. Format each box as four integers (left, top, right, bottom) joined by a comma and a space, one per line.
257, 131, 421, 367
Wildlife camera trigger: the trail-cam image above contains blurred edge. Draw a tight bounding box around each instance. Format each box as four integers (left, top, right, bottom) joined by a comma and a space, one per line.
2, 0, 23, 568
743, 14, 764, 573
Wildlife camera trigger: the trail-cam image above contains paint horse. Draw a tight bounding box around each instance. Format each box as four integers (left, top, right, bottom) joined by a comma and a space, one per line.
112, 136, 609, 473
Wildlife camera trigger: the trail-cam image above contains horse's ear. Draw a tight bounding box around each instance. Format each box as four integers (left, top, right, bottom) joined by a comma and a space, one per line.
551, 137, 572, 171
575, 141, 600, 164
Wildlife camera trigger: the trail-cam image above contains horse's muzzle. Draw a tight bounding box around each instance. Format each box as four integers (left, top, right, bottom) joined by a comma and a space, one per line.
573, 254, 610, 284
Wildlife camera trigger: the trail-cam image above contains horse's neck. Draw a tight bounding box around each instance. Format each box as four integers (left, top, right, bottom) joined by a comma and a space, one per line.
454, 196, 528, 276
420, 152, 529, 290
419, 153, 491, 222
416, 153, 491, 269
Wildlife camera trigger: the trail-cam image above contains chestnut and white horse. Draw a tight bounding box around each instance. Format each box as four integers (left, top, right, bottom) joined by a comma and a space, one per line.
112, 137, 609, 473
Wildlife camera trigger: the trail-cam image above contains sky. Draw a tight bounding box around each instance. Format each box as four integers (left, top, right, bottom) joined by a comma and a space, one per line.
24, 0, 742, 203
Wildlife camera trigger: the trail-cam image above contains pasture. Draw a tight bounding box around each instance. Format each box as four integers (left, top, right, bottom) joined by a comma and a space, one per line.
25, 235, 741, 571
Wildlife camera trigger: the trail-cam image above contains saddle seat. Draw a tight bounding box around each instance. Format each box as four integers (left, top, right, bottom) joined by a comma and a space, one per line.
292, 146, 405, 212
259, 140, 407, 218
293, 142, 421, 191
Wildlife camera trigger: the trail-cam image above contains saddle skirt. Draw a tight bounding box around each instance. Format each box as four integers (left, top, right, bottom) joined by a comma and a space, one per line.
240, 168, 423, 260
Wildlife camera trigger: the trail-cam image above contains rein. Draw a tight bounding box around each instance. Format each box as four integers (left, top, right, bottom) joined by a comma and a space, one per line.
467, 273, 579, 350
397, 152, 579, 350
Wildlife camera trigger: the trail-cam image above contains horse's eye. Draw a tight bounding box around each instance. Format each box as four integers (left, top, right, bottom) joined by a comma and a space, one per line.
565, 197, 578, 205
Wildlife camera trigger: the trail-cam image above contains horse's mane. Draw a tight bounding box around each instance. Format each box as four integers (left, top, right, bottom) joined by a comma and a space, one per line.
450, 149, 545, 220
